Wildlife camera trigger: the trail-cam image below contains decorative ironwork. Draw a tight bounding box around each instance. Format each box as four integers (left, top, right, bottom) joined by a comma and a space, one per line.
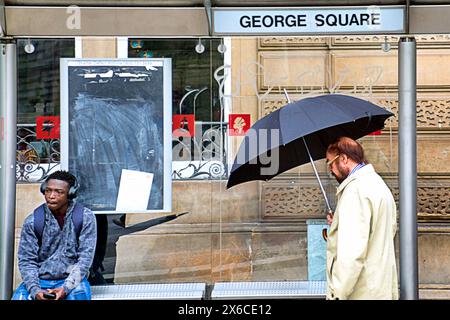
17, 121, 229, 182
172, 122, 228, 180
16, 124, 61, 183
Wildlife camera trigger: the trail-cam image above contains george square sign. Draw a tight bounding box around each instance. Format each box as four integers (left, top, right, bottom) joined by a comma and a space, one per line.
213, 6, 405, 35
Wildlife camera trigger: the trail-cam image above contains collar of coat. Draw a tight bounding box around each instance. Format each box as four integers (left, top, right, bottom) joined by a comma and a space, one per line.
336, 163, 375, 196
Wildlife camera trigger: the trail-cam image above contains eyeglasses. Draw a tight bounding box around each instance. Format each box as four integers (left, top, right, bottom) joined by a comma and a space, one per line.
326, 154, 340, 167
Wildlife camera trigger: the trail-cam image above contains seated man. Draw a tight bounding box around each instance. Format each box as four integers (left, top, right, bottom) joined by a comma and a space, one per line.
12, 170, 97, 300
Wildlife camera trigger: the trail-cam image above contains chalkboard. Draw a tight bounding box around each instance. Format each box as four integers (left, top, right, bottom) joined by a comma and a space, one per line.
60, 59, 172, 213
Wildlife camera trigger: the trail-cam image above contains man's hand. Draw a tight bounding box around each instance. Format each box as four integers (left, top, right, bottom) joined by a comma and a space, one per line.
35, 290, 47, 300
35, 289, 57, 300
327, 212, 334, 226
35, 288, 66, 300
49, 287, 67, 300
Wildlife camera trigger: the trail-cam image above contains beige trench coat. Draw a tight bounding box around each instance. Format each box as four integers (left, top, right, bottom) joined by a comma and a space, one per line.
326, 164, 399, 300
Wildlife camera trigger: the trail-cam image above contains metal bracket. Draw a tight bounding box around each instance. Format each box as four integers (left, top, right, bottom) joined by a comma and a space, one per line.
0, 0, 5, 37
0, 37, 14, 45
203, 0, 212, 36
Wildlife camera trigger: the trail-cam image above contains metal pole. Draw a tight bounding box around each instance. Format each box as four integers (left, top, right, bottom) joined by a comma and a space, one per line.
302, 137, 333, 214
398, 37, 418, 300
0, 41, 17, 300
0, 0, 5, 38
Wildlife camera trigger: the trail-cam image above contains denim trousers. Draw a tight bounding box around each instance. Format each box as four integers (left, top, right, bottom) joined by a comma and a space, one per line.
11, 277, 91, 300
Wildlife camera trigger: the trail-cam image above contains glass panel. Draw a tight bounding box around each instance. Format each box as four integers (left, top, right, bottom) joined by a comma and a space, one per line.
14, 35, 449, 297
17, 39, 75, 124
98, 35, 404, 288
129, 38, 228, 180
16, 39, 75, 182
128, 38, 223, 122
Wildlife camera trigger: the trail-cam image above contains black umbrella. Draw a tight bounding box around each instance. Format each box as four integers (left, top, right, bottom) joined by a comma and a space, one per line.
227, 92, 394, 213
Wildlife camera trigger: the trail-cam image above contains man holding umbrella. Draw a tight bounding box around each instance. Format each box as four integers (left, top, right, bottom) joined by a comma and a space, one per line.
226, 93, 398, 299
325, 136, 398, 300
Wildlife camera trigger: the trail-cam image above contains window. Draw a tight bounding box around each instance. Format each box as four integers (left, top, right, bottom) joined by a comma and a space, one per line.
16, 39, 75, 182
128, 38, 228, 180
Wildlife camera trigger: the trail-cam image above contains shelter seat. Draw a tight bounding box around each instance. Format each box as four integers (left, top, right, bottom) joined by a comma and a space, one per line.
210, 281, 327, 300
91, 282, 206, 300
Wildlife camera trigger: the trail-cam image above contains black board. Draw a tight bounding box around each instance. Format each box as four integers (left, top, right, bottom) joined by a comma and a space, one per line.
60, 59, 172, 213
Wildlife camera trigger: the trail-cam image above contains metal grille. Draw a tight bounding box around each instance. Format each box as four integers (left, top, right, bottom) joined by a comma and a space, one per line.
172, 121, 228, 180
91, 283, 206, 300
16, 124, 61, 183
16, 121, 228, 182
211, 281, 327, 299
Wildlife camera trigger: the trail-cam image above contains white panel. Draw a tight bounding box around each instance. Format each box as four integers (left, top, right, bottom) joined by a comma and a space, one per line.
116, 37, 128, 58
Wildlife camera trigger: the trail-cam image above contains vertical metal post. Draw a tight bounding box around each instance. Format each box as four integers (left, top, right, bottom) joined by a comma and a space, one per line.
398, 37, 418, 300
0, 0, 5, 37
0, 41, 17, 300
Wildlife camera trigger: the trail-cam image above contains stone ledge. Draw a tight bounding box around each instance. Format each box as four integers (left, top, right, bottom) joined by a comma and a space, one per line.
419, 284, 450, 300
119, 222, 307, 235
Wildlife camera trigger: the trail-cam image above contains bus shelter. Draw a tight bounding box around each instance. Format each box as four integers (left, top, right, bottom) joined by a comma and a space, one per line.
2, 1, 450, 300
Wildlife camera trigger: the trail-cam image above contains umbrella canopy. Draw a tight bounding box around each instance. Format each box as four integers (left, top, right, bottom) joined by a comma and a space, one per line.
227, 94, 394, 189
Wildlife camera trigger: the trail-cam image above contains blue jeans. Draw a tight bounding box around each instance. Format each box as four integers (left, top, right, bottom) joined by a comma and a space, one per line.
11, 278, 91, 300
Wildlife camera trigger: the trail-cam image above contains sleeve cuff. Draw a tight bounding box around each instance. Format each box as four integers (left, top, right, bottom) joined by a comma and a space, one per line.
29, 286, 41, 299
62, 284, 72, 295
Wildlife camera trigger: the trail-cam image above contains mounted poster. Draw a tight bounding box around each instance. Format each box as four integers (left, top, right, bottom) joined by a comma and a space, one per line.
60, 58, 172, 213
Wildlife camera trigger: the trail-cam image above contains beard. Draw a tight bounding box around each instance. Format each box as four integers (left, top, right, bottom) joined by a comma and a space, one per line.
332, 173, 345, 184
332, 167, 349, 184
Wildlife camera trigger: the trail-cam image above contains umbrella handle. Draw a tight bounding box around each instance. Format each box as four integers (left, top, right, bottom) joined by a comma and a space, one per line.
302, 137, 333, 214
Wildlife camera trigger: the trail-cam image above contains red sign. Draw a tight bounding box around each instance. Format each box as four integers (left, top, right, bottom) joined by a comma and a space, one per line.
368, 130, 382, 136
172, 114, 195, 137
229, 114, 251, 136
36, 116, 60, 140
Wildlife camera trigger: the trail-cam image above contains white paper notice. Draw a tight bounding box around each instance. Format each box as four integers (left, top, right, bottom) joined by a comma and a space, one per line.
115, 169, 154, 211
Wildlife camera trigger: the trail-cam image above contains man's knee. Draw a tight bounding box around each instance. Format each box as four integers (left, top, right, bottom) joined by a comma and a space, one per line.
65, 278, 92, 300
11, 283, 31, 300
